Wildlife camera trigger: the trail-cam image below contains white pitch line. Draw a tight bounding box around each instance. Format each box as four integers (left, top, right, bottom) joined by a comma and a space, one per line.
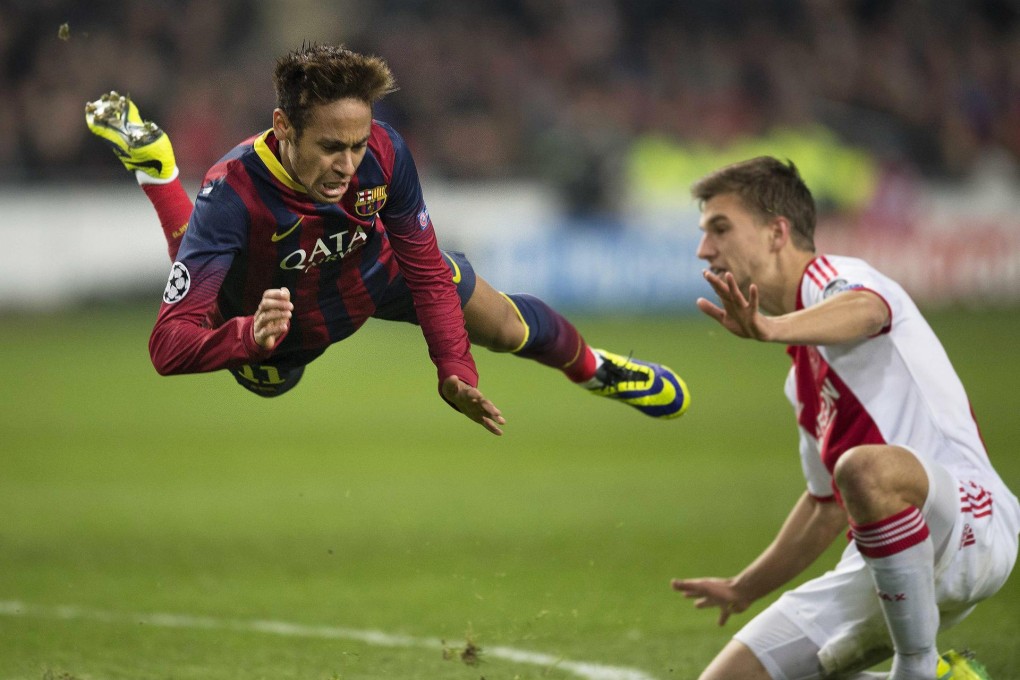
0, 601, 659, 680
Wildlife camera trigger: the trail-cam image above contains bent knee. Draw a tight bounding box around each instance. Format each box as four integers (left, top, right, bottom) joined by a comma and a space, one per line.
465, 315, 525, 352
464, 294, 527, 352
833, 445, 888, 492
480, 323, 526, 353
834, 445, 928, 513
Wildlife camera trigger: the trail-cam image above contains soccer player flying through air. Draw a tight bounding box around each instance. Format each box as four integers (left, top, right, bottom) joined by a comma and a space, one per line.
85, 44, 689, 436
672, 157, 1018, 680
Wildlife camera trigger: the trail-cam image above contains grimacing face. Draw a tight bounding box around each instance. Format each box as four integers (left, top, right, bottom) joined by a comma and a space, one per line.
696, 192, 776, 295
273, 98, 373, 204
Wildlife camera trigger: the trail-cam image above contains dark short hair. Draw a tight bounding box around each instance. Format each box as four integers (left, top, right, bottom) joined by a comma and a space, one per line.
273, 44, 398, 136
691, 156, 816, 251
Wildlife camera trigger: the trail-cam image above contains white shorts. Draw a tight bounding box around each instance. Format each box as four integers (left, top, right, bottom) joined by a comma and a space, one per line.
734, 455, 1019, 680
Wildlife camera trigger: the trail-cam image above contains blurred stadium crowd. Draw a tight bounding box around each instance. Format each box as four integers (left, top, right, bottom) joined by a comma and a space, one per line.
2, 0, 1018, 216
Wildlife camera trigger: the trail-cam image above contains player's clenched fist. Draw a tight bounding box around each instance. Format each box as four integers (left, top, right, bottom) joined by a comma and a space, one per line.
253, 287, 293, 350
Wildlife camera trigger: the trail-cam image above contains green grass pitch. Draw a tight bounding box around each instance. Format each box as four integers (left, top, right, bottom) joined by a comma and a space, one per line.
1, 304, 1017, 679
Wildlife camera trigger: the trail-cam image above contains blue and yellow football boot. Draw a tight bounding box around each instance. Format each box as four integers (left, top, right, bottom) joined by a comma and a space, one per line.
587, 349, 689, 419
937, 650, 992, 680
85, 91, 177, 182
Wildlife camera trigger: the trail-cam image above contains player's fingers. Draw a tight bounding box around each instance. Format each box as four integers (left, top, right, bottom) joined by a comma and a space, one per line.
259, 298, 294, 314
256, 327, 285, 349
725, 271, 740, 293
259, 291, 294, 318
255, 312, 291, 340
671, 579, 705, 597
481, 398, 503, 419
704, 270, 731, 297
696, 298, 723, 319
258, 307, 292, 322
254, 307, 290, 343
481, 415, 504, 436
263, 287, 291, 300
725, 274, 750, 308
670, 578, 688, 592
703, 269, 727, 288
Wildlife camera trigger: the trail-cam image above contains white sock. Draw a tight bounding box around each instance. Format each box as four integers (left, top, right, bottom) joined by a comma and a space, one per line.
853, 508, 939, 680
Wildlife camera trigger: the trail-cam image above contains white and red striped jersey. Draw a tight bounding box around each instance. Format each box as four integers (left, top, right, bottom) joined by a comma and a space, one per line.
784, 255, 1019, 526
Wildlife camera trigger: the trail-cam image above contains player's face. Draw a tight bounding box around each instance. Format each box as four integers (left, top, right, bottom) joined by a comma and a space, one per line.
273, 98, 373, 204
696, 193, 775, 294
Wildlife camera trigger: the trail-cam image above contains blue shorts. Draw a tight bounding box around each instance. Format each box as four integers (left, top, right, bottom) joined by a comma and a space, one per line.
372, 250, 476, 322
229, 250, 477, 397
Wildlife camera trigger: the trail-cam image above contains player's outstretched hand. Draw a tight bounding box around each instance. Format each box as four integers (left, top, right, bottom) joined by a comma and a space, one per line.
671, 577, 751, 627
253, 287, 293, 350
696, 270, 772, 341
442, 375, 506, 436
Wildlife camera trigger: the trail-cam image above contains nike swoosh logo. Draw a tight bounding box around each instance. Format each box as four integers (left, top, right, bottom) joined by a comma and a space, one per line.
444, 252, 462, 284
271, 216, 304, 242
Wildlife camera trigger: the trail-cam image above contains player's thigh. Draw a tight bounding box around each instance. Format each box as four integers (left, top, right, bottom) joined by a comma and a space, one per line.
927, 457, 1020, 610
699, 639, 772, 680
372, 250, 476, 322
739, 551, 892, 678
912, 451, 960, 561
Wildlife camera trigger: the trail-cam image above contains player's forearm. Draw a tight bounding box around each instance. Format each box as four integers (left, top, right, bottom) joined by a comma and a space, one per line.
733, 493, 846, 602
417, 296, 477, 386
765, 290, 890, 345
389, 236, 478, 388
149, 314, 268, 375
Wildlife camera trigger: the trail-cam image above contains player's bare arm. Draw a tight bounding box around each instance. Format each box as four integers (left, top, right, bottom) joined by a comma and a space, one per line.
441, 375, 506, 436
699, 271, 889, 345
765, 289, 889, 345
253, 287, 293, 350
672, 492, 846, 626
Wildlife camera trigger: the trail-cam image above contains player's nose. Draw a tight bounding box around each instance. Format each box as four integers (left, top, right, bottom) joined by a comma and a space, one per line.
696, 232, 714, 260
332, 151, 356, 177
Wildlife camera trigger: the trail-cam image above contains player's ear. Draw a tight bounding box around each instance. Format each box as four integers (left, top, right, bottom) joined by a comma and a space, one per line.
272, 109, 293, 142
770, 217, 791, 252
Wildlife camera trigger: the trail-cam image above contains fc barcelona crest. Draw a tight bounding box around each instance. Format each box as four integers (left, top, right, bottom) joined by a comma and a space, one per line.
354, 185, 388, 216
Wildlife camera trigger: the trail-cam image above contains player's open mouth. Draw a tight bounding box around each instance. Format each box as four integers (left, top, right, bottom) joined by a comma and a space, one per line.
320, 181, 348, 198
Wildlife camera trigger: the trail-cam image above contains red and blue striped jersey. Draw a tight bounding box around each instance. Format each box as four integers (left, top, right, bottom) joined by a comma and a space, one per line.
149, 121, 478, 389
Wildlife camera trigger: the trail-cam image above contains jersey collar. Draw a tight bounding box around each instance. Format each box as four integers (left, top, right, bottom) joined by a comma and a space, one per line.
253, 130, 306, 194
